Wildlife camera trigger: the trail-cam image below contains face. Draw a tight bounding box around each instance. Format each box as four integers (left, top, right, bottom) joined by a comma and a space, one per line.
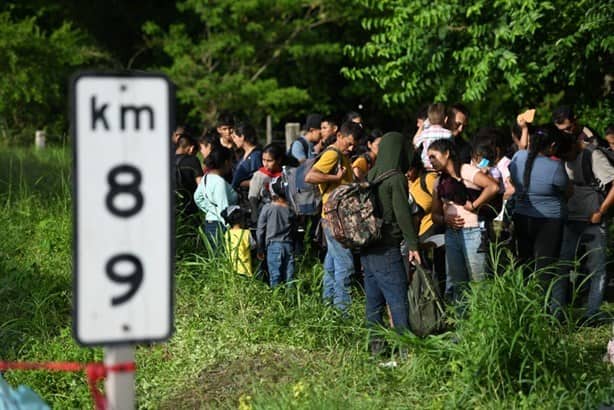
337, 133, 356, 155
199, 142, 212, 159
555, 118, 577, 134
606, 134, 614, 151
368, 137, 382, 156
217, 125, 233, 142
451, 112, 467, 137
262, 152, 279, 172
231, 130, 244, 149
320, 121, 337, 140
307, 127, 322, 143
427, 148, 449, 172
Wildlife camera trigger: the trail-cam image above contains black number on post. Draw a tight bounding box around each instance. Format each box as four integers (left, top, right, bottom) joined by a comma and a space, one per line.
106, 165, 144, 217
106, 254, 144, 306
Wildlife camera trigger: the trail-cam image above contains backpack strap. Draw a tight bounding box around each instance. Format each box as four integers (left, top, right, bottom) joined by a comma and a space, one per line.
578, 146, 597, 187
419, 173, 432, 198
371, 169, 402, 185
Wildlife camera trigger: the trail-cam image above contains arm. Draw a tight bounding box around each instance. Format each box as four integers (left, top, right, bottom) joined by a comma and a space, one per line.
591, 184, 614, 223
305, 151, 345, 184
256, 206, 268, 256
193, 178, 207, 211
391, 177, 419, 252
464, 170, 499, 211
290, 140, 307, 163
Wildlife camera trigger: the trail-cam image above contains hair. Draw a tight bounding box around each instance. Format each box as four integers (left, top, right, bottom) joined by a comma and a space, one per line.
339, 121, 362, 140
605, 124, 614, 137
428, 138, 461, 177
269, 177, 287, 200
234, 123, 258, 146
199, 128, 221, 147
522, 125, 559, 191
216, 112, 234, 127
344, 111, 362, 124
204, 145, 233, 170
222, 207, 245, 227
321, 115, 340, 128
416, 104, 429, 121
176, 134, 198, 152
552, 105, 575, 125
450, 103, 469, 118
262, 142, 285, 162
472, 141, 495, 163
427, 103, 447, 125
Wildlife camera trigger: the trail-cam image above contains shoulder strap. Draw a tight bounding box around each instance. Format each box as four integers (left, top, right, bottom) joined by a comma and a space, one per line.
299, 137, 309, 157
371, 169, 402, 185
419, 173, 432, 198
580, 146, 596, 187
363, 152, 373, 168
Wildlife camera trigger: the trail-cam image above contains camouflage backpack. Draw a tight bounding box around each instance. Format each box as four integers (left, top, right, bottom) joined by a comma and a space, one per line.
322, 169, 401, 249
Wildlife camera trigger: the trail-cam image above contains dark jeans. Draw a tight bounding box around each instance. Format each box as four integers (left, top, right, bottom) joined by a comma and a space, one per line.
558, 220, 608, 316
267, 241, 295, 288
203, 220, 226, 251
513, 214, 564, 311
513, 214, 564, 274
361, 246, 409, 333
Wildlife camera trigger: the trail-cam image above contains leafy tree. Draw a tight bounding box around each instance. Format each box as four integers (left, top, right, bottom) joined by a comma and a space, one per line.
343, 0, 613, 127
144, 0, 363, 128
0, 11, 107, 144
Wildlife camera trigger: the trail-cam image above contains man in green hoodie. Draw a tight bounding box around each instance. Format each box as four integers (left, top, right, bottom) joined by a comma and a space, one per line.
363, 132, 421, 353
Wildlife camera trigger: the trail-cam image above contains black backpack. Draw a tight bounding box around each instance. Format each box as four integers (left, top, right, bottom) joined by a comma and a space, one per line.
408, 263, 447, 337
579, 145, 614, 216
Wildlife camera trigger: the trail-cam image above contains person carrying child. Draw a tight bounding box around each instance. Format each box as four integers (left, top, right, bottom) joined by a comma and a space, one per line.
221, 205, 255, 277
257, 177, 296, 288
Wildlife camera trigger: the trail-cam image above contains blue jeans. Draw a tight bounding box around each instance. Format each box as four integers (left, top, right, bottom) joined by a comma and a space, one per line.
558, 220, 608, 316
267, 241, 295, 288
322, 222, 354, 312
445, 227, 486, 303
361, 247, 409, 333
204, 220, 225, 251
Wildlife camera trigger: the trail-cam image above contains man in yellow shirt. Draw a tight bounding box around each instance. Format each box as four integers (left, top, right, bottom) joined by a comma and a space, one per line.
305, 121, 359, 313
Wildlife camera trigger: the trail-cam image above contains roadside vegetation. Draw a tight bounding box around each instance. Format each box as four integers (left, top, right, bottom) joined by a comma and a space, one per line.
1, 147, 613, 409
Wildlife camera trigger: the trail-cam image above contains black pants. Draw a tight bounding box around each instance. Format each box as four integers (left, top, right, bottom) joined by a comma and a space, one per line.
513, 214, 564, 275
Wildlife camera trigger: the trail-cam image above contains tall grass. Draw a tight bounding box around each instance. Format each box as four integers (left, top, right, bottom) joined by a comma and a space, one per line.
1, 146, 613, 409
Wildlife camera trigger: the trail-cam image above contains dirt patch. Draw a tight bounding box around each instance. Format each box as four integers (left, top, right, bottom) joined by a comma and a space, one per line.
160, 346, 319, 409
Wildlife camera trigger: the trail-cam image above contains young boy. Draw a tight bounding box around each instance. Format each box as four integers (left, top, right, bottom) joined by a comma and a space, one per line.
256, 177, 295, 288
222, 205, 255, 277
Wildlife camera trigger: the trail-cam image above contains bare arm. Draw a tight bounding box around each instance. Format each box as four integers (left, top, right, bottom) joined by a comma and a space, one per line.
305, 166, 345, 184
466, 171, 499, 210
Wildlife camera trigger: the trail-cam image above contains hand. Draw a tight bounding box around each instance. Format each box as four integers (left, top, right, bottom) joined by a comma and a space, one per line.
445, 214, 465, 229
589, 211, 603, 224
408, 250, 421, 265
463, 200, 476, 212
257, 253, 265, 260
517, 116, 528, 128
335, 166, 346, 181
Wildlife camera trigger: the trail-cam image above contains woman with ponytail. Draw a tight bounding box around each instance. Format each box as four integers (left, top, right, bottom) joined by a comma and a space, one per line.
509, 125, 570, 273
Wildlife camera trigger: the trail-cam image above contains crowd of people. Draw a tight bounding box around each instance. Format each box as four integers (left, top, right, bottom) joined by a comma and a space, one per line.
173, 104, 614, 355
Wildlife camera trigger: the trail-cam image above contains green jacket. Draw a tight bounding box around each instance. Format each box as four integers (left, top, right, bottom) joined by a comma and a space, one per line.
367, 131, 418, 250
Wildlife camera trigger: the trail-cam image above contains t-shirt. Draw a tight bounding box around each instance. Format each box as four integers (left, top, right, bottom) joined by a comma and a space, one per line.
437, 164, 481, 228
193, 173, 238, 223
565, 148, 614, 221
290, 136, 313, 162
410, 172, 438, 237
312, 148, 353, 217
256, 202, 295, 253
509, 150, 568, 219
175, 154, 204, 215
352, 155, 369, 176
224, 228, 254, 276
414, 125, 451, 169
232, 148, 263, 189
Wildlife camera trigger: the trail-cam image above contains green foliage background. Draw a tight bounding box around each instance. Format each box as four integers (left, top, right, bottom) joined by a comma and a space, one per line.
0, 0, 612, 141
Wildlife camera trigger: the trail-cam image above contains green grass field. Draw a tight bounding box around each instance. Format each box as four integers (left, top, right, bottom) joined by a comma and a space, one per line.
1, 147, 613, 409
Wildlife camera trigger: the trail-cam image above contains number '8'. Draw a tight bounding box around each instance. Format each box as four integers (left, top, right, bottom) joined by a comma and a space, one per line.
105, 164, 144, 307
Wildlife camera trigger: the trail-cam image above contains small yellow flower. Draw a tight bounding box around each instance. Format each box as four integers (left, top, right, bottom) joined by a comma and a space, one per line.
293, 381, 306, 399
238, 394, 253, 410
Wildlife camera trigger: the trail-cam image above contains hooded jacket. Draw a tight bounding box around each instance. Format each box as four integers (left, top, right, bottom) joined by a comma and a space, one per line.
367, 131, 418, 250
